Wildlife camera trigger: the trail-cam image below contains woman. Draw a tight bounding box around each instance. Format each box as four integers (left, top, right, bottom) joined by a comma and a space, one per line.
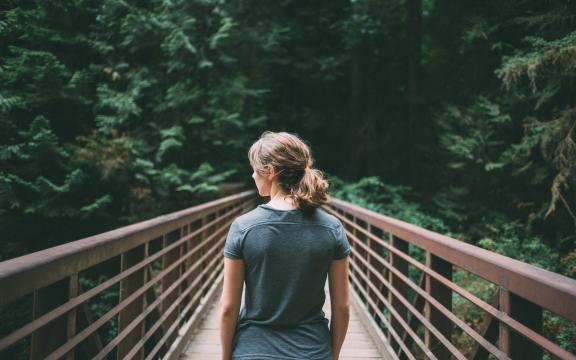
219, 131, 351, 360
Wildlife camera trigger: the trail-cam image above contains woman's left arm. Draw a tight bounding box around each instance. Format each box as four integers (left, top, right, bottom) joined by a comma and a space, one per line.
219, 257, 244, 360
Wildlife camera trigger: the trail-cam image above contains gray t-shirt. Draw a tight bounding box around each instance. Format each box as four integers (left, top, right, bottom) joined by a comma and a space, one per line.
223, 202, 351, 360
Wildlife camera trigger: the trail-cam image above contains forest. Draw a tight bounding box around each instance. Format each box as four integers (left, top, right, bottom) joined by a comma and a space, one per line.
1, 0, 575, 357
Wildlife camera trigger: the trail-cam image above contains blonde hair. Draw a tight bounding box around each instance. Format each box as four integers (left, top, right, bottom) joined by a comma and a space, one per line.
248, 131, 330, 211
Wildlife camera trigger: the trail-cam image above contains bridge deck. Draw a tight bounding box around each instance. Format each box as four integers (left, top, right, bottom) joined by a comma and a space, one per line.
181, 283, 385, 359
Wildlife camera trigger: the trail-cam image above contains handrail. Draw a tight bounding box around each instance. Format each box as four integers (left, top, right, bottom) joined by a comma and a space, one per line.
0, 189, 256, 305
328, 198, 576, 321
0, 189, 259, 360
323, 198, 576, 360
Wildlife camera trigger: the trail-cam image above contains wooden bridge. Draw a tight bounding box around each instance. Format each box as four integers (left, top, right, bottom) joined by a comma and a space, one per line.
1, 190, 575, 360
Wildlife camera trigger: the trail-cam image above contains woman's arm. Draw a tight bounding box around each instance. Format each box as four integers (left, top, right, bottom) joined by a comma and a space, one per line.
219, 257, 244, 360
328, 256, 350, 360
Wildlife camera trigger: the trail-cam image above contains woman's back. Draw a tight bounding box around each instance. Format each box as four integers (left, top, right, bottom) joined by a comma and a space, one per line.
223, 203, 351, 359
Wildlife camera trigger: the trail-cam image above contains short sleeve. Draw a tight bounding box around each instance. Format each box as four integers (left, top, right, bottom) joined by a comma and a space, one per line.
223, 219, 244, 259
332, 221, 351, 260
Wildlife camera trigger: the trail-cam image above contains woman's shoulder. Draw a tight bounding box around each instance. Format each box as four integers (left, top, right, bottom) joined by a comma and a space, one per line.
232, 205, 281, 231
312, 207, 341, 229
235, 205, 340, 230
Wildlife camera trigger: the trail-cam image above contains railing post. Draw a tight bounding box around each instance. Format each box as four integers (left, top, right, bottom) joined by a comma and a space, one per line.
188, 218, 204, 311
180, 224, 190, 308
65, 273, 78, 360
388, 234, 409, 355
30, 278, 70, 360
368, 225, 388, 325
354, 218, 368, 299
201, 214, 211, 296
162, 230, 181, 346
118, 245, 146, 360
345, 213, 357, 299
499, 288, 543, 359
425, 252, 452, 360
365, 223, 372, 317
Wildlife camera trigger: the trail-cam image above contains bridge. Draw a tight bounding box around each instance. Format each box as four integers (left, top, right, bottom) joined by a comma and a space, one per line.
1, 190, 575, 360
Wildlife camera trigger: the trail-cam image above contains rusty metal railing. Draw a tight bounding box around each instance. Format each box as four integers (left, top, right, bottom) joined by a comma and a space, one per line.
0, 190, 258, 360
322, 198, 576, 360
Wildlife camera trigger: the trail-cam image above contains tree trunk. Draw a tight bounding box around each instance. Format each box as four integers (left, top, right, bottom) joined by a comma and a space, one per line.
406, 0, 422, 182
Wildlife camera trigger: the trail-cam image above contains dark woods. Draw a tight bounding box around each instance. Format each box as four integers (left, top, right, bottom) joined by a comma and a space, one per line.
1, 0, 575, 280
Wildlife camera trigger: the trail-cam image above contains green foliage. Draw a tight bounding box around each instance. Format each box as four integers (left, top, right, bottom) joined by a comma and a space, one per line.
437, 96, 511, 172
79, 275, 119, 344
329, 175, 449, 234
544, 311, 576, 356
0, 0, 269, 261
426, 0, 576, 282
479, 229, 560, 273
498, 31, 576, 95
0, 116, 85, 219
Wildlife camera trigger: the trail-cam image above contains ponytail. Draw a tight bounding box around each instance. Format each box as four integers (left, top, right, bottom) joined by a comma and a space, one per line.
289, 167, 330, 211
248, 131, 330, 211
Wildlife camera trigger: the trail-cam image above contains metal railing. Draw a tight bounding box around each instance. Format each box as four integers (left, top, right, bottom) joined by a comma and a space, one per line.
2, 191, 575, 360
0, 190, 258, 360
322, 198, 576, 360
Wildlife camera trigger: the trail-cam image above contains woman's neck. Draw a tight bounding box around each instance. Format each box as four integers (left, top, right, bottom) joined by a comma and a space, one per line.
268, 194, 297, 210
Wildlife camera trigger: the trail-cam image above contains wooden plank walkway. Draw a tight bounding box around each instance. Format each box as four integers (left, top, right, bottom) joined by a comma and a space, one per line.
181, 282, 385, 359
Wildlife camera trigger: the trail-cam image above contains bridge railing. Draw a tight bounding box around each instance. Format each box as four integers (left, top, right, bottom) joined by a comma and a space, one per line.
323, 198, 576, 360
0, 190, 258, 360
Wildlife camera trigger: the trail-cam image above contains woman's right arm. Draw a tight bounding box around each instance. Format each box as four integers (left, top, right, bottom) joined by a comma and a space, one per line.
328, 256, 350, 360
